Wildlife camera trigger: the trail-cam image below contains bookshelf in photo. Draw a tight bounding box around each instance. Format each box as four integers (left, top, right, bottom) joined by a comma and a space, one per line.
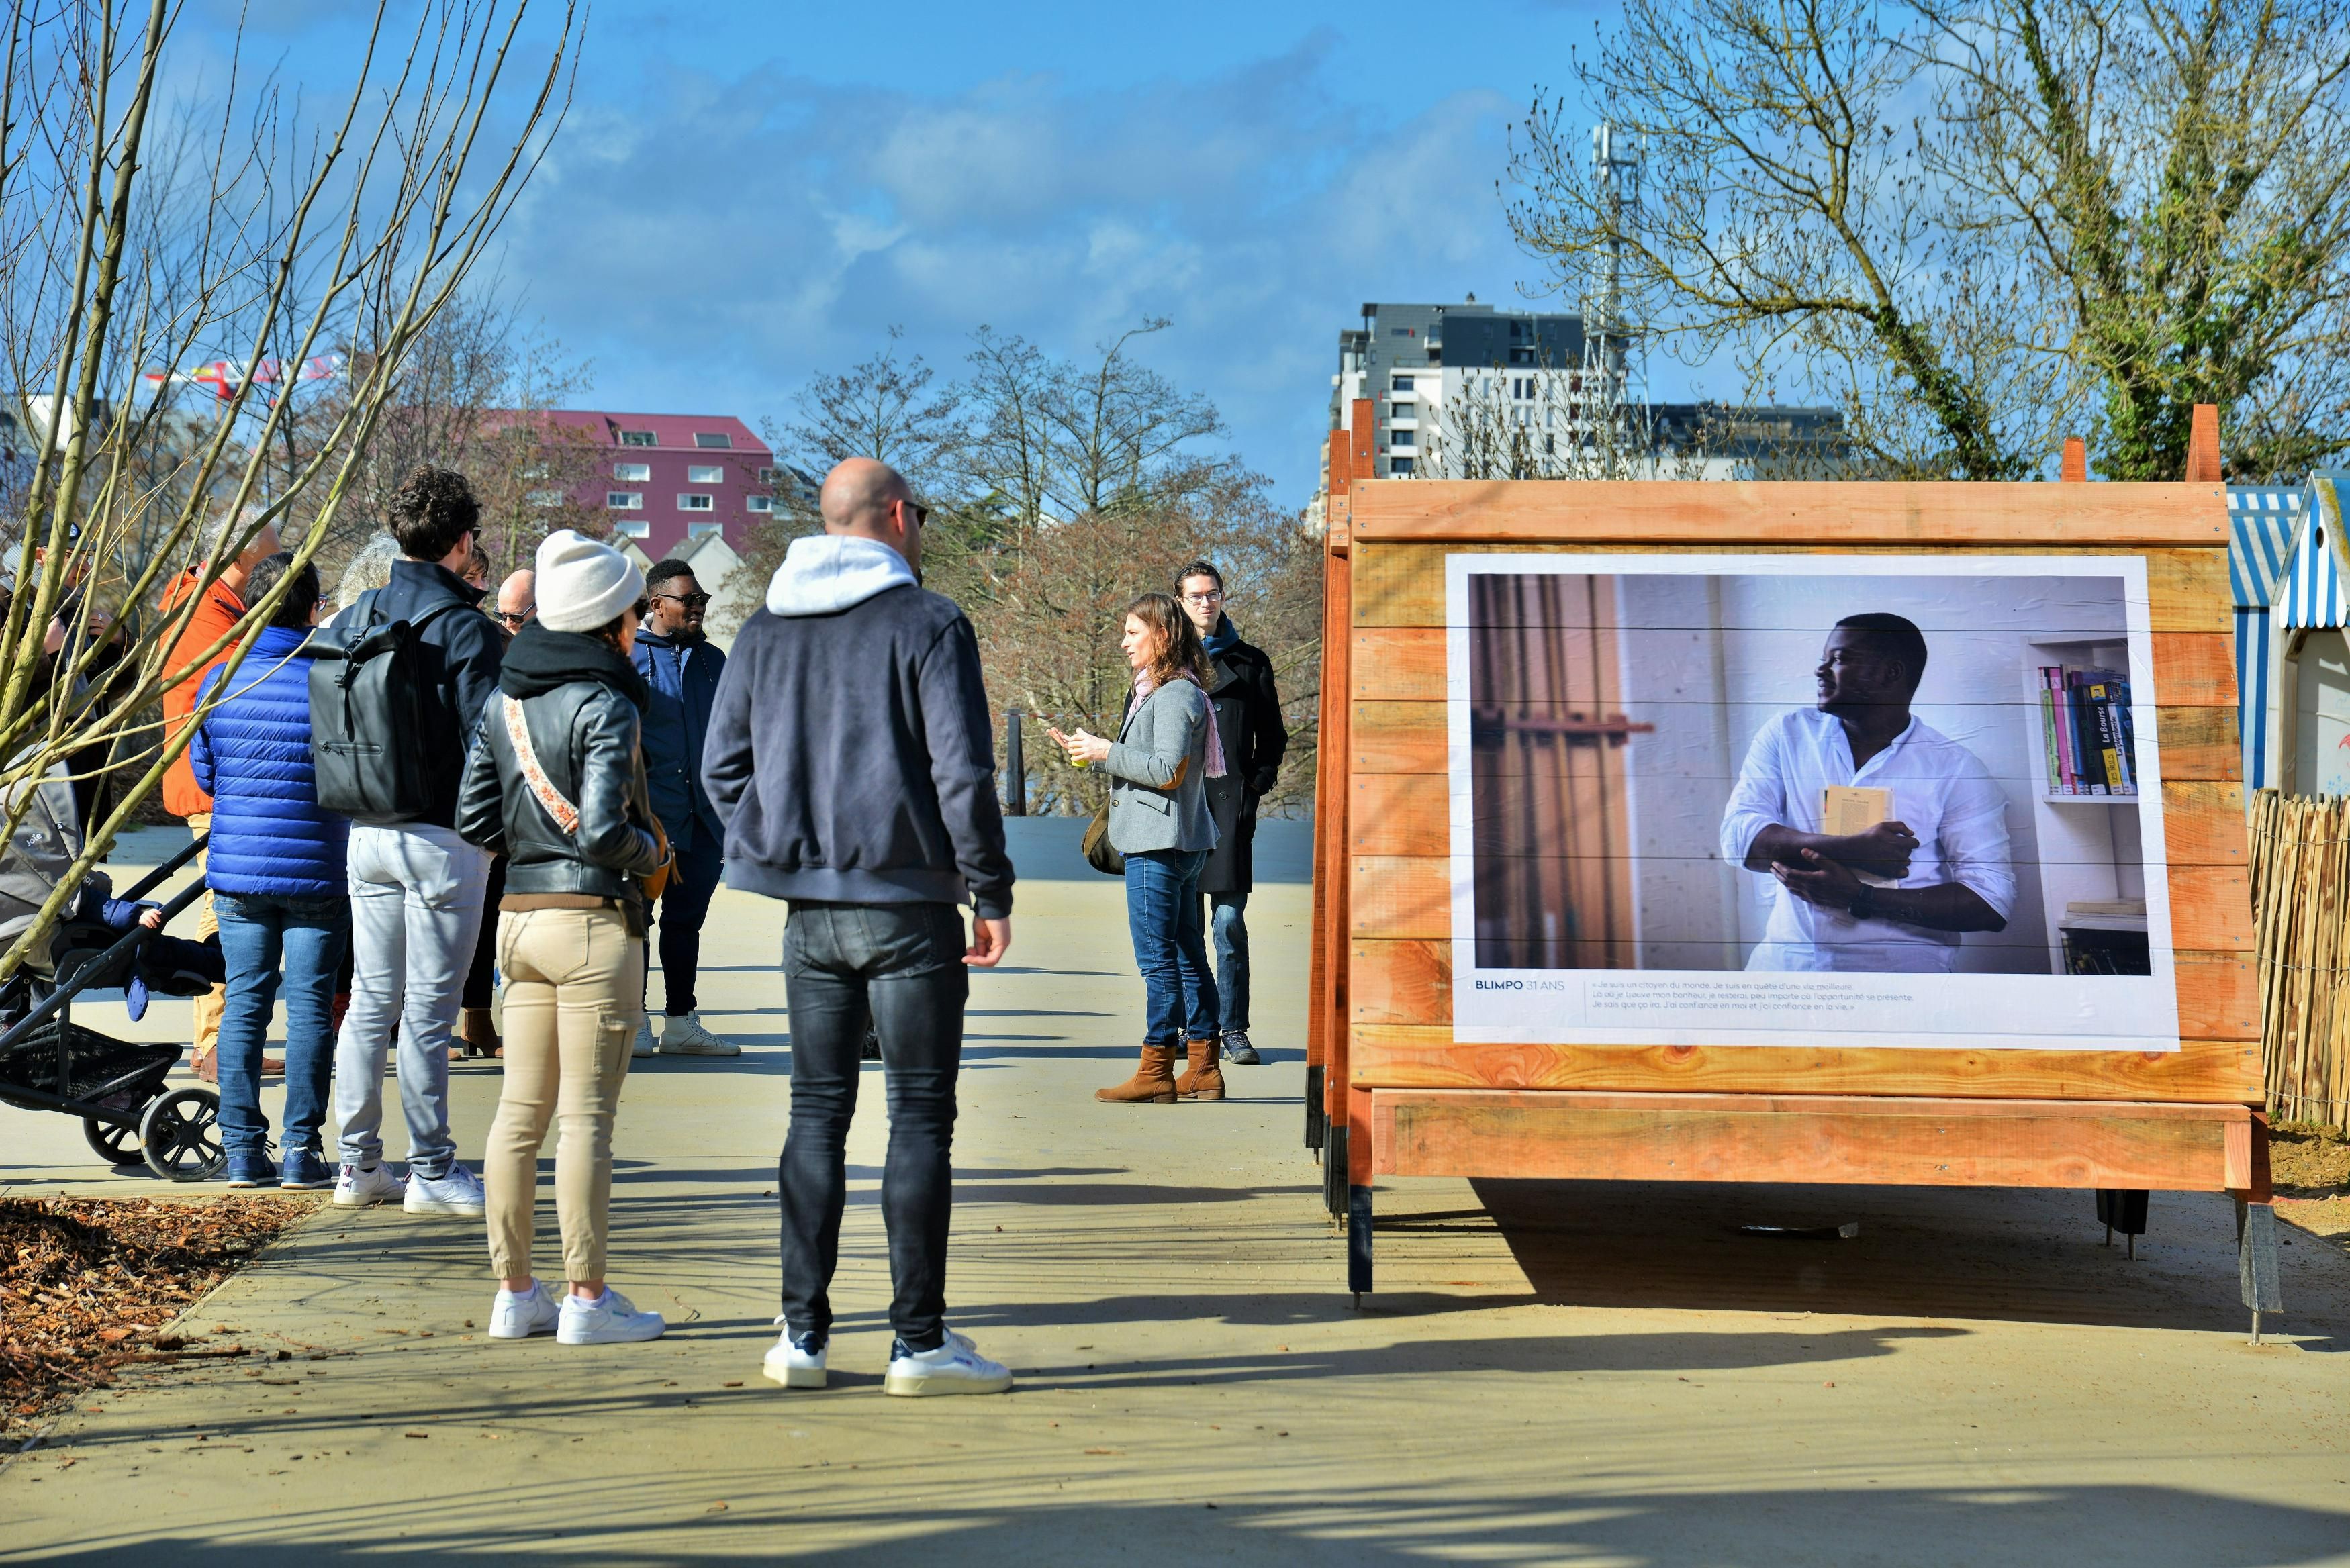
2020, 635, 2150, 976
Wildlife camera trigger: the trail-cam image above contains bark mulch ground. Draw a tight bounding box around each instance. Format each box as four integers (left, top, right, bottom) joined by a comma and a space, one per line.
1, 1195, 314, 1440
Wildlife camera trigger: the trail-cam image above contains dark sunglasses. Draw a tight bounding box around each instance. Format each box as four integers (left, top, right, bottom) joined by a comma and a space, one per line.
652, 591, 712, 608
497, 609, 531, 628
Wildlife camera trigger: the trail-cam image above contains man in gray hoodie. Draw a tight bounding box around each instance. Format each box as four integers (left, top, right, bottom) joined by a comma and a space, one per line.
703, 456, 1015, 1398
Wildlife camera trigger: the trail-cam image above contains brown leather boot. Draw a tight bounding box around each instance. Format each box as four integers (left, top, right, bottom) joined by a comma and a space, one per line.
459, 1006, 502, 1059
1095, 1044, 1180, 1104
1175, 1038, 1225, 1101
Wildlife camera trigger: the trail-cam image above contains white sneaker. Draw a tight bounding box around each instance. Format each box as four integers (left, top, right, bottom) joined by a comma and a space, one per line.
884, 1332, 1012, 1396
631, 1018, 657, 1057
659, 1011, 742, 1057
556, 1287, 665, 1346
488, 1280, 561, 1340
332, 1161, 406, 1208
404, 1163, 487, 1218
760, 1317, 827, 1389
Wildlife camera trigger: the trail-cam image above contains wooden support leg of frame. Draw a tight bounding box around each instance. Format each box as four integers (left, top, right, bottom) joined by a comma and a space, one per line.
1323, 1124, 1348, 1218
1347, 1184, 1373, 1304
1306, 1064, 1325, 1154
2233, 1193, 2283, 1344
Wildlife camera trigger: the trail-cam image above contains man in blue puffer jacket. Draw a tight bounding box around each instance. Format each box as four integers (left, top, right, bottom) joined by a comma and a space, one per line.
191, 552, 349, 1189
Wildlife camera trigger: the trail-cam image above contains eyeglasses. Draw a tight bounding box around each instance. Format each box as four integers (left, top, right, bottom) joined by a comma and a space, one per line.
1182, 589, 1223, 604
652, 591, 712, 608
899, 499, 929, 528
497, 609, 531, 628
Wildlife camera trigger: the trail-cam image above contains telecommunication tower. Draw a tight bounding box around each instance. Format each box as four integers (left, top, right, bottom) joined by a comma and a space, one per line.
1583, 121, 1649, 471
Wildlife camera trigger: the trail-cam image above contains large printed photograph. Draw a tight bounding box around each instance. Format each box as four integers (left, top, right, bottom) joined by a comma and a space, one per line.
1448, 554, 2183, 1050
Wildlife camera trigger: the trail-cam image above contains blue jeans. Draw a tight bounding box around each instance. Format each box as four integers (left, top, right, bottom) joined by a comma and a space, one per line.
645, 832, 722, 1016
214, 892, 348, 1159
1124, 849, 1218, 1045
778, 901, 967, 1351
1211, 891, 1250, 1034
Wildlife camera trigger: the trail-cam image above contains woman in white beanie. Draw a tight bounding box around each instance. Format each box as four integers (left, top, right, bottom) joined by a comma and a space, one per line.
457, 530, 674, 1346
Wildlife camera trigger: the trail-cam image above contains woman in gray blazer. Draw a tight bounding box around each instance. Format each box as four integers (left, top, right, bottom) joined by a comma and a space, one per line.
1052, 593, 1227, 1104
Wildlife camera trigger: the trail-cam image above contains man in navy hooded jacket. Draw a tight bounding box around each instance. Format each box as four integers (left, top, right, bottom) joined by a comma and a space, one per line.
628, 558, 738, 1057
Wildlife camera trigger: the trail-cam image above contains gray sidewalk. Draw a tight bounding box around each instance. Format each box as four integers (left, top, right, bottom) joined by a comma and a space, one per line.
2, 838, 2347, 1564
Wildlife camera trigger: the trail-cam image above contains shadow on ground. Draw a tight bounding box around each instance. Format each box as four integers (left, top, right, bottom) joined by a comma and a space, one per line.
14, 1485, 2349, 1567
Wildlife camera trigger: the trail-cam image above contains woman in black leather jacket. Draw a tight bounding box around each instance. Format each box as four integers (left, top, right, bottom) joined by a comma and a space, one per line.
456, 529, 672, 1348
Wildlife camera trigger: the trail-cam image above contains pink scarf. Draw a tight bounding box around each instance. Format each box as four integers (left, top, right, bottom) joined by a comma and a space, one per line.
1126, 669, 1227, 778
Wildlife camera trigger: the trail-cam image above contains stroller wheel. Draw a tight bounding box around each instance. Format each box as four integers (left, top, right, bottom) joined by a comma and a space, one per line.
83, 1116, 145, 1168
138, 1088, 226, 1182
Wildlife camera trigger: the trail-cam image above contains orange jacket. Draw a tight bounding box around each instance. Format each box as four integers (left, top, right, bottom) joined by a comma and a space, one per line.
159, 569, 247, 818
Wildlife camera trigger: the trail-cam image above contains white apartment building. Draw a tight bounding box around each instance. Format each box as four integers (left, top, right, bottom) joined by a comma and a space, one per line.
1328, 299, 1847, 486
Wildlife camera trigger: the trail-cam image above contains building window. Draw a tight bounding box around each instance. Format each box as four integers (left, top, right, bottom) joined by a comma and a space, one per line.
1391, 403, 1413, 420
686, 521, 722, 540
606, 491, 643, 509
1389, 428, 1412, 447
526, 489, 564, 507
619, 430, 655, 447
693, 432, 733, 450
757, 465, 785, 485
1389, 456, 1415, 475
747, 495, 774, 513
686, 463, 726, 484
1391, 375, 1414, 393
613, 518, 650, 539
613, 462, 651, 481
678, 493, 713, 511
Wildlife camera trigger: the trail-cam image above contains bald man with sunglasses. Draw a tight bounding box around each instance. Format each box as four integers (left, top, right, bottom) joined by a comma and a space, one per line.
628, 560, 740, 1057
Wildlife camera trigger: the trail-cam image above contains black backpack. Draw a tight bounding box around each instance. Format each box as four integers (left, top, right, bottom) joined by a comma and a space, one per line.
308, 589, 467, 824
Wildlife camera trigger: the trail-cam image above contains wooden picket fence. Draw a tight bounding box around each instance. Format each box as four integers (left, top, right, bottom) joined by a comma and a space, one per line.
2250, 789, 2350, 1132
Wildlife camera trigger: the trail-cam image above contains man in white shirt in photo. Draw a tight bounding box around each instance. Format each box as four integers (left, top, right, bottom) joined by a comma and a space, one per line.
1718, 611, 2016, 973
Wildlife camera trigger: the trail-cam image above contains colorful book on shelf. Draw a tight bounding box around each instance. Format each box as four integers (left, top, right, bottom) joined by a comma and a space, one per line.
2077, 677, 2115, 799
2040, 666, 2078, 793
2037, 661, 2138, 797
2079, 669, 2135, 795
2036, 673, 2063, 793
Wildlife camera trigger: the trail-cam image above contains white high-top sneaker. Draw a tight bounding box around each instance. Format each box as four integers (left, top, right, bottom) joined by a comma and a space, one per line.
489, 1280, 561, 1340
884, 1331, 1012, 1396
332, 1161, 406, 1208
659, 1011, 742, 1057
556, 1287, 665, 1346
761, 1317, 827, 1389
631, 1017, 658, 1057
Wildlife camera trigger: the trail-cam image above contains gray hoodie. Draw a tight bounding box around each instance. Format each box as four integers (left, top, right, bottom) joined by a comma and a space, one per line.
701, 535, 1014, 918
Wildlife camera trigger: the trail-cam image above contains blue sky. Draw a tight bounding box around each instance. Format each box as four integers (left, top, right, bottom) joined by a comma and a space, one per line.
206, 0, 1628, 505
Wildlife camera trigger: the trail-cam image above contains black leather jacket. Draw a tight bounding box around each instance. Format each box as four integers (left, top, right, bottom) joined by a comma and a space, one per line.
457, 680, 666, 903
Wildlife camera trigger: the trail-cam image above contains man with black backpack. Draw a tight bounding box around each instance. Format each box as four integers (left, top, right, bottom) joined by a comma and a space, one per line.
324, 465, 506, 1218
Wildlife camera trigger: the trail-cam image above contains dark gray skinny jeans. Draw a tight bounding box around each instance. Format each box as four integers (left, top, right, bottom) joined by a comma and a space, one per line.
777, 900, 967, 1351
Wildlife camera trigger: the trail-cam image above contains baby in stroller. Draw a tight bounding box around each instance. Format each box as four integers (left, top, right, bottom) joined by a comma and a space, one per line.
1, 758, 223, 1029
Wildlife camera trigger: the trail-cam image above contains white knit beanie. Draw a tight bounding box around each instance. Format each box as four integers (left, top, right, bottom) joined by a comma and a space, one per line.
534, 529, 644, 633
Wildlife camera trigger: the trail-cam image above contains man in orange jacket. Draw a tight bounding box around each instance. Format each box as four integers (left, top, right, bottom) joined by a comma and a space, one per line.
160, 518, 278, 1079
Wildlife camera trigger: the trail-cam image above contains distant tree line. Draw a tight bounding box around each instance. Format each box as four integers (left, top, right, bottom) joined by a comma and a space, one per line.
744, 322, 1323, 816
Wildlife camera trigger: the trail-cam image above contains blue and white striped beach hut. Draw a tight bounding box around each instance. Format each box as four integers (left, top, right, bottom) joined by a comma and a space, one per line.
2231, 475, 2350, 796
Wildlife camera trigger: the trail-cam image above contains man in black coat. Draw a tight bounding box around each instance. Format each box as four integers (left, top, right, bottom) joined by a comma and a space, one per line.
1176, 561, 1288, 1065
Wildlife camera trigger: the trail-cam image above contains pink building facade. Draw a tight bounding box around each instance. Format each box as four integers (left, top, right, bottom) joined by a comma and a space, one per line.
542, 410, 786, 561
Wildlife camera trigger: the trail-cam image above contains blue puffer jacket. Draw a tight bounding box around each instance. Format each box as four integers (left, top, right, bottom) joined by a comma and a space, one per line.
191, 624, 349, 897
631, 628, 726, 852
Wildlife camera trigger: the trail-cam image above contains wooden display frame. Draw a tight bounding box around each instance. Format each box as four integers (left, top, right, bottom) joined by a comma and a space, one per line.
1306, 404, 2280, 1328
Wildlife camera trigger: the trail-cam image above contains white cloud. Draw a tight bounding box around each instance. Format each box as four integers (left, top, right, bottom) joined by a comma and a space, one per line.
497, 50, 1538, 499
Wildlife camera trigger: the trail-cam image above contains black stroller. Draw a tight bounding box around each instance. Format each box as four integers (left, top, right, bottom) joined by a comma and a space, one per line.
0, 834, 227, 1181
